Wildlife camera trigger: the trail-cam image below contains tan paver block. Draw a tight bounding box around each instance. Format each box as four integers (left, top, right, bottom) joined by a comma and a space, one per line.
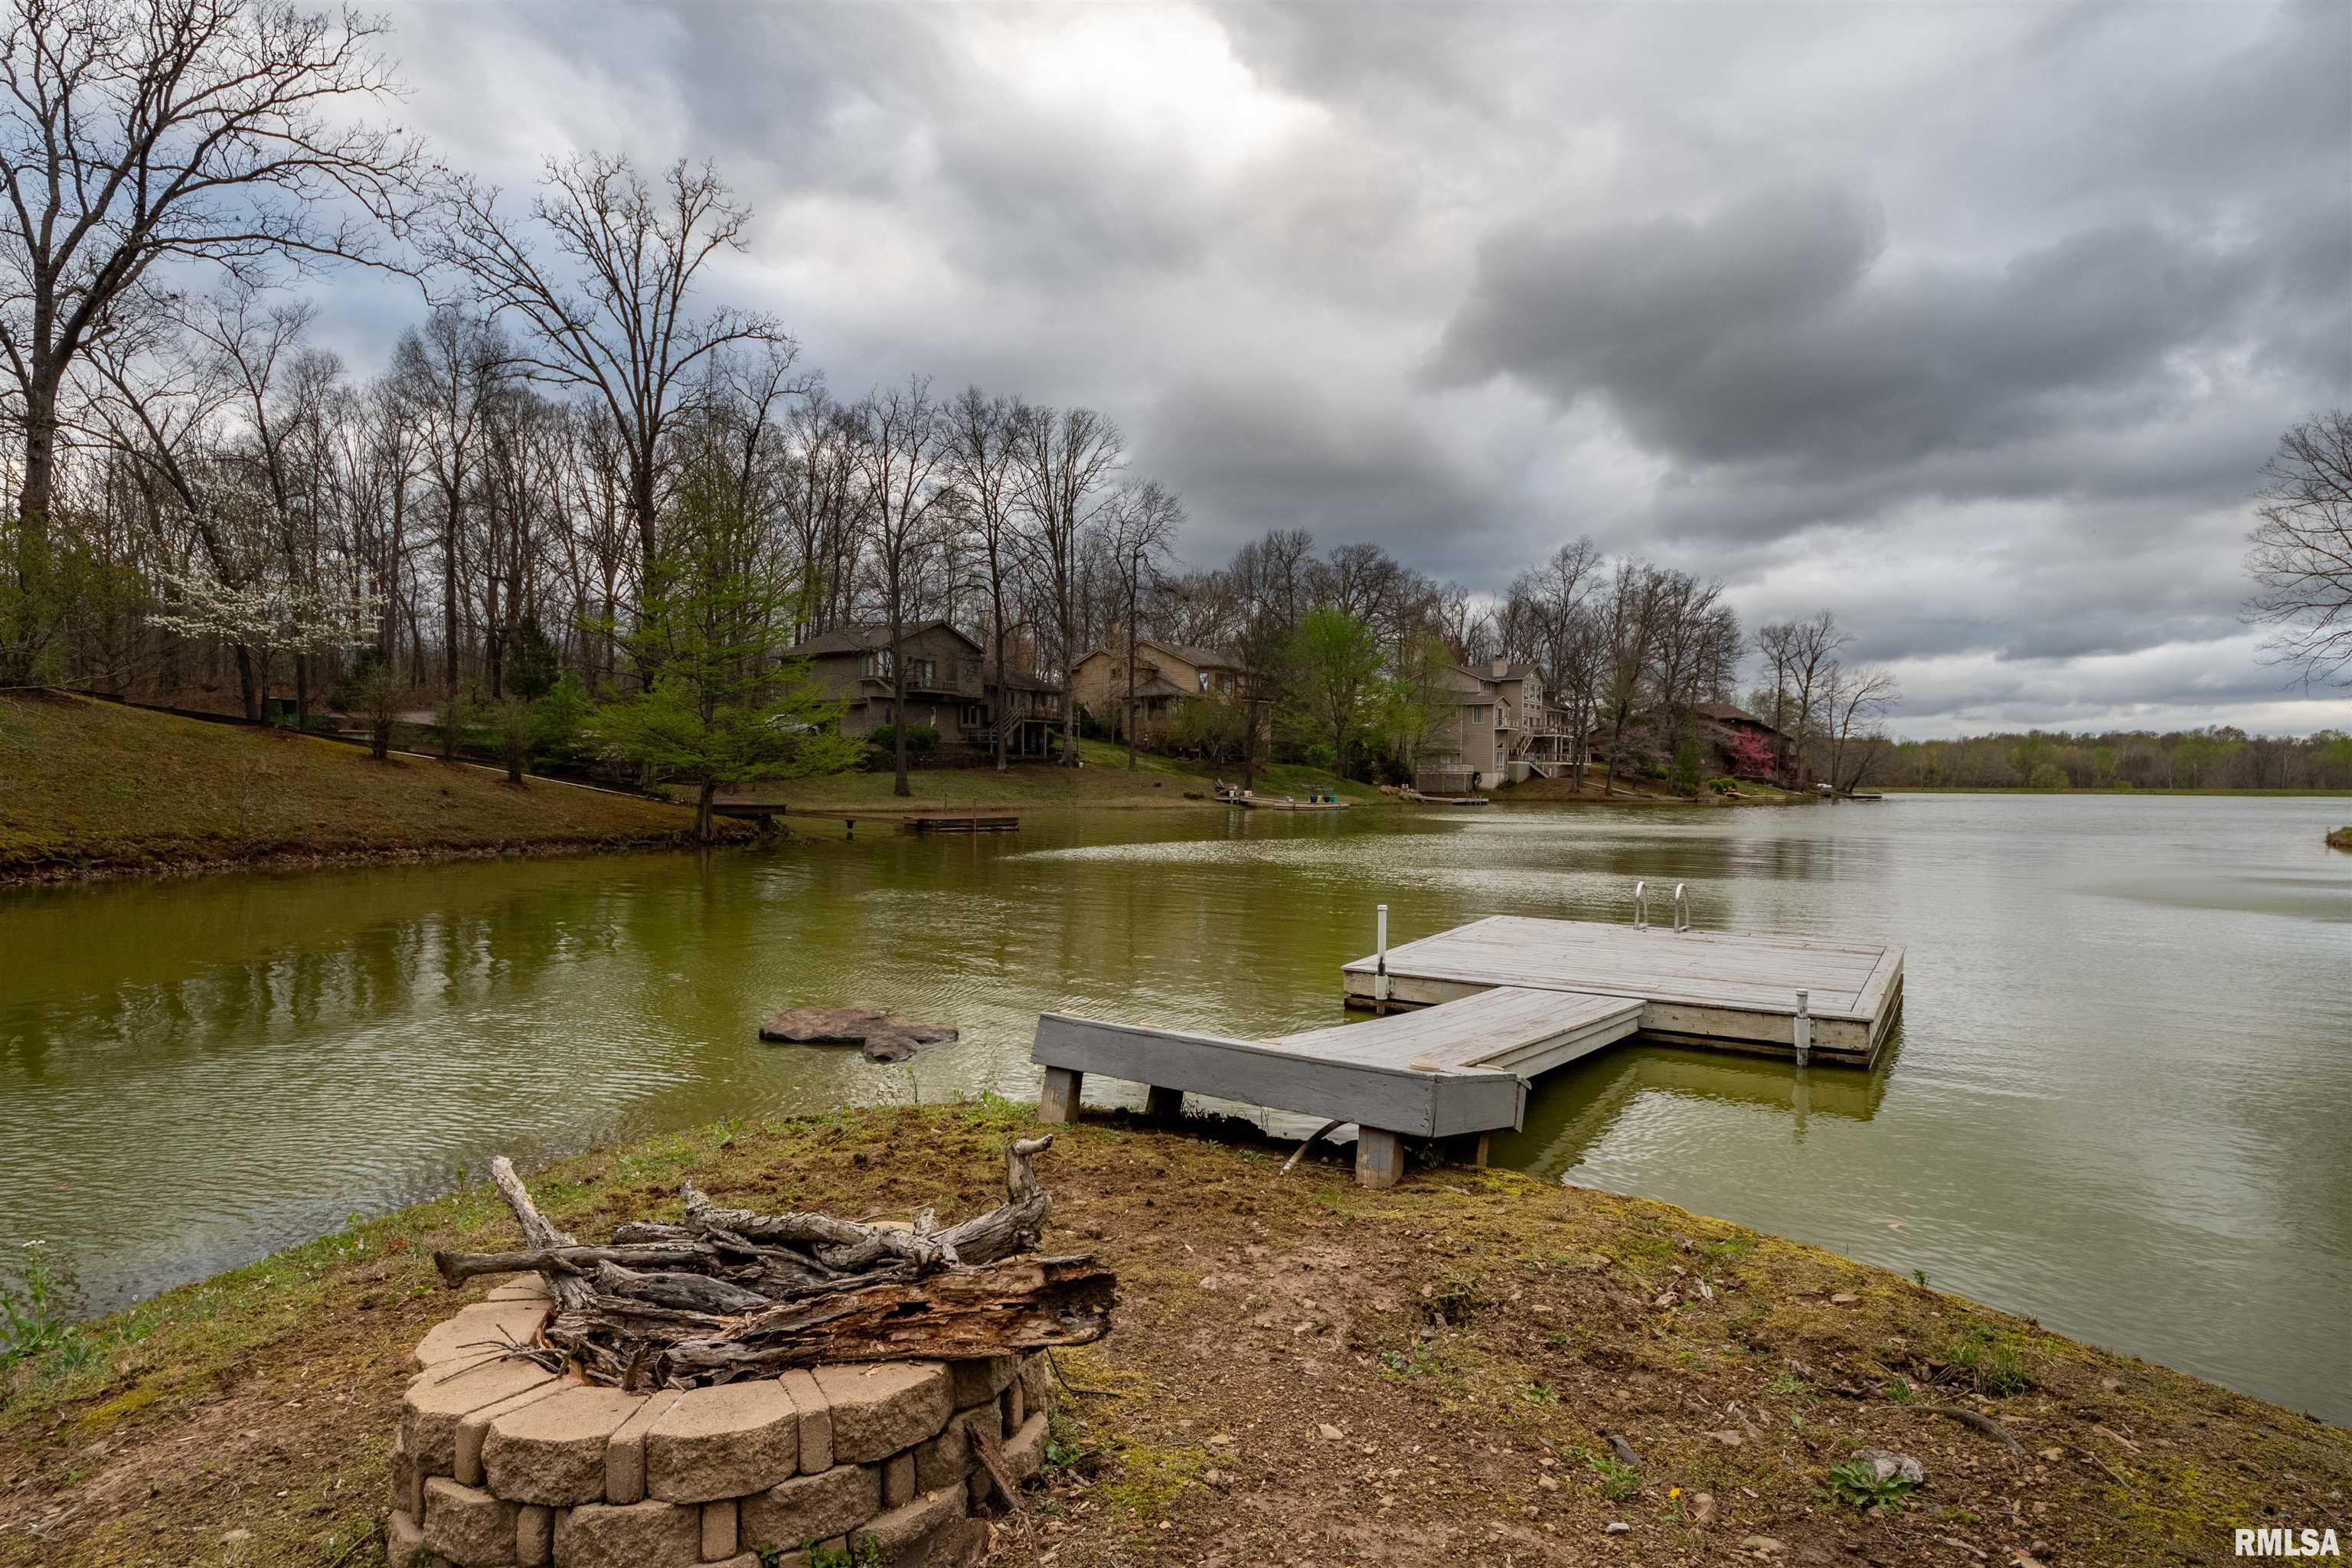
947, 1355, 1021, 1410
1017, 1353, 1051, 1413
701, 1498, 740, 1560
740, 1462, 880, 1551
401, 1357, 561, 1474
913, 1409, 973, 1494
778, 1368, 833, 1474
853, 1485, 966, 1559
1004, 1410, 1047, 1482
456, 1377, 573, 1485
553, 1498, 702, 1568
412, 1299, 553, 1370
809, 1361, 949, 1462
482, 1385, 645, 1505
605, 1387, 686, 1504
645, 1379, 798, 1503
420, 1475, 516, 1566
385, 1508, 425, 1568
881, 1449, 916, 1509
516, 1502, 553, 1566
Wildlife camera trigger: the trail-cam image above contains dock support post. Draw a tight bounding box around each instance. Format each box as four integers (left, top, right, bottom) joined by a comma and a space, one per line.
1039, 1067, 1083, 1123
1143, 1086, 1183, 1122
1792, 991, 1811, 1067
1355, 1129, 1405, 1190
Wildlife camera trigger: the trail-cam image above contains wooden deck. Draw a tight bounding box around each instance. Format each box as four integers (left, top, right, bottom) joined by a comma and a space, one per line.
1031, 912, 1905, 1190
708, 803, 1019, 835
1341, 915, 1902, 1063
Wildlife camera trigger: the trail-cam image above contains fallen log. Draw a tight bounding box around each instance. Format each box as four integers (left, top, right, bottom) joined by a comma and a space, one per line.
431, 1133, 1113, 1389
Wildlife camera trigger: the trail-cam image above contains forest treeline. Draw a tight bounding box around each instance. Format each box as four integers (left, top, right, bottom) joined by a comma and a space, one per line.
1882, 727, 2352, 791
0, 0, 1908, 815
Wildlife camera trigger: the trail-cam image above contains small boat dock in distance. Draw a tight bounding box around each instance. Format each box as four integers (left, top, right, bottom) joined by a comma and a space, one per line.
1215, 785, 1350, 812
1031, 897, 1903, 1189
708, 803, 1019, 835
1403, 789, 1490, 806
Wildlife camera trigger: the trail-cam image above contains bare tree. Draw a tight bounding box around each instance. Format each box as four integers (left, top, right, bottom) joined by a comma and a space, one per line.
1596, 560, 1662, 796
0, 0, 420, 677
1104, 479, 1181, 770
1823, 665, 1900, 792
946, 387, 1027, 770
430, 153, 792, 588
2244, 410, 2352, 688
390, 308, 504, 699
1014, 404, 1123, 765
851, 377, 952, 798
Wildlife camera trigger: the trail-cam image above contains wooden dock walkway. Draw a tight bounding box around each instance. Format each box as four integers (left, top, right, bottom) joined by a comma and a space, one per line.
709, 803, 1018, 835
1031, 907, 1903, 1190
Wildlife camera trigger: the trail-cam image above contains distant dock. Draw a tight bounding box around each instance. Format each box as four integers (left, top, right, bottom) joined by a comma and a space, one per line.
1033, 896, 1904, 1188
710, 803, 1019, 835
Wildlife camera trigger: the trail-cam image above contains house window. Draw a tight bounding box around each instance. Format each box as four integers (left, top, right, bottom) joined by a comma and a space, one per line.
861, 648, 893, 678
1197, 671, 1211, 692
909, 658, 936, 686
964, 659, 982, 682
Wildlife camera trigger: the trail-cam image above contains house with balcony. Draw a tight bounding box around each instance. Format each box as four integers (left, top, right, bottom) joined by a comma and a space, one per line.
786, 621, 1063, 757
1413, 658, 1576, 794
1070, 638, 1250, 748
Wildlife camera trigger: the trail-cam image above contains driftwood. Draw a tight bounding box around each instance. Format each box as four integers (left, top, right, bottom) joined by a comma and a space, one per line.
433, 1135, 1114, 1390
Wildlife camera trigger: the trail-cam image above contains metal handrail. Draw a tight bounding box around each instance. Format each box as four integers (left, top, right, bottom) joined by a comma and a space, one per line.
1632, 880, 1648, 930
1673, 883, 1690, 933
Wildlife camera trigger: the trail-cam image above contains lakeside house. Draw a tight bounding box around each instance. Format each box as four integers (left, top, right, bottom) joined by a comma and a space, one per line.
1583, 700, 1808, 785
1414, 658, 1579, 794
1070, 638, 1250, 748
787, 621, 1064, 757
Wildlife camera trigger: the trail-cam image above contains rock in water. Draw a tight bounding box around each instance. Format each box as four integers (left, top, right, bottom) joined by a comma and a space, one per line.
757, 1007, 959, 1058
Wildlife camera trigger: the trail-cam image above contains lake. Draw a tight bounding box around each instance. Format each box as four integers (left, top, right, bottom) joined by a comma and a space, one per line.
3, 795, 2346, 1422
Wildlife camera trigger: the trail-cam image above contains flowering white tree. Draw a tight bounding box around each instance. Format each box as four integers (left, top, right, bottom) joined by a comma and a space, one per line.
149, 564, 381, 724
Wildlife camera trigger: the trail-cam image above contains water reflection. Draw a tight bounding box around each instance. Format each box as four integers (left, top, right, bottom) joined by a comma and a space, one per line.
2, 795, 2346, 1424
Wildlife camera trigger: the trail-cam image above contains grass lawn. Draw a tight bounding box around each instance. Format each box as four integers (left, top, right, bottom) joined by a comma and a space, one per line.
0, 1102, 2341, 1566
0, 692, 711, 880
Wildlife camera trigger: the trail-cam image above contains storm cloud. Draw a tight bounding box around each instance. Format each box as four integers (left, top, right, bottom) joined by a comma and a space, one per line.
350, 0, 2352, 736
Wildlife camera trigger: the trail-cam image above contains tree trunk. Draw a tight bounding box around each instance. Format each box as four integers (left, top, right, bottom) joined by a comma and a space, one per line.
295, 654, 310, 731
890, 614, 911, 799
234, 645, 261, 722
1125, 622, 1138, 772
695, 778, 717, 842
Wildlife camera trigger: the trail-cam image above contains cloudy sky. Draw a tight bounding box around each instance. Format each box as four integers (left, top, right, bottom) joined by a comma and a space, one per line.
332, 1, 2350, 737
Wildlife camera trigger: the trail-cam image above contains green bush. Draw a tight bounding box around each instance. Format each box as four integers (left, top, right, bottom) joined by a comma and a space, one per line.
1671, 737, 1704, 797
869, 724, 939, 756
531, 672, 592, 760
1707, 776, 1739, 795
2027, 762, 2068, 791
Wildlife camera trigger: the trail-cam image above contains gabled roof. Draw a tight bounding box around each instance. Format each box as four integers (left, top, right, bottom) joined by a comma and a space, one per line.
1693, 701, 1770, 727
1077, 637, 1246, 672
787, 621, 985, 658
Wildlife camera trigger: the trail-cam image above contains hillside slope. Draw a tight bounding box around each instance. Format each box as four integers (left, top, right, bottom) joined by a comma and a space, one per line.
0, 692, 707, 881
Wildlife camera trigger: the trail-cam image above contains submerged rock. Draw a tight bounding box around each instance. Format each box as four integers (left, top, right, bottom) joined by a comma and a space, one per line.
756, 1007, 958, 1060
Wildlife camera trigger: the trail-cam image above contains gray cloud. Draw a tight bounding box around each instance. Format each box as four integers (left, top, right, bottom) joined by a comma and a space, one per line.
344, 0, 2352, 736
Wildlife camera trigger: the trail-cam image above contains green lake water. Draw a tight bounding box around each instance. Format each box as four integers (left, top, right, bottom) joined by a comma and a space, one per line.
2, 795, 2347, 1422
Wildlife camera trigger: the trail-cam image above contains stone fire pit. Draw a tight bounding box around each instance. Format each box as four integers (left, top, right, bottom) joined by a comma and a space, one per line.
387, 1277, 1052, 1567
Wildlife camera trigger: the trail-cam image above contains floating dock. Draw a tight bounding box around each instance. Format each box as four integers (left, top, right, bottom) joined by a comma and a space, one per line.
1032, 903, 1903, 1189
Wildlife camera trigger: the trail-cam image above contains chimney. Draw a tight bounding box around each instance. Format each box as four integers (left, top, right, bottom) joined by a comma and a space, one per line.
1490, 657, 1509, 678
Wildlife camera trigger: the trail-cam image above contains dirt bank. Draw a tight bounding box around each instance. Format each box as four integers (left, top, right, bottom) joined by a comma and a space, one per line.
0, 1103, 2340, 1566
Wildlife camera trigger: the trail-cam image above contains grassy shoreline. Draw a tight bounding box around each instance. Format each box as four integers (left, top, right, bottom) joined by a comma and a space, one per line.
0, 692, 725, 887
1, 1102, 2340, 1567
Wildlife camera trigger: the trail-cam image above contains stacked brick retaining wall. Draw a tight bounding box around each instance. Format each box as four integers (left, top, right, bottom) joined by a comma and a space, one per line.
387, 1276, 1050, 1566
